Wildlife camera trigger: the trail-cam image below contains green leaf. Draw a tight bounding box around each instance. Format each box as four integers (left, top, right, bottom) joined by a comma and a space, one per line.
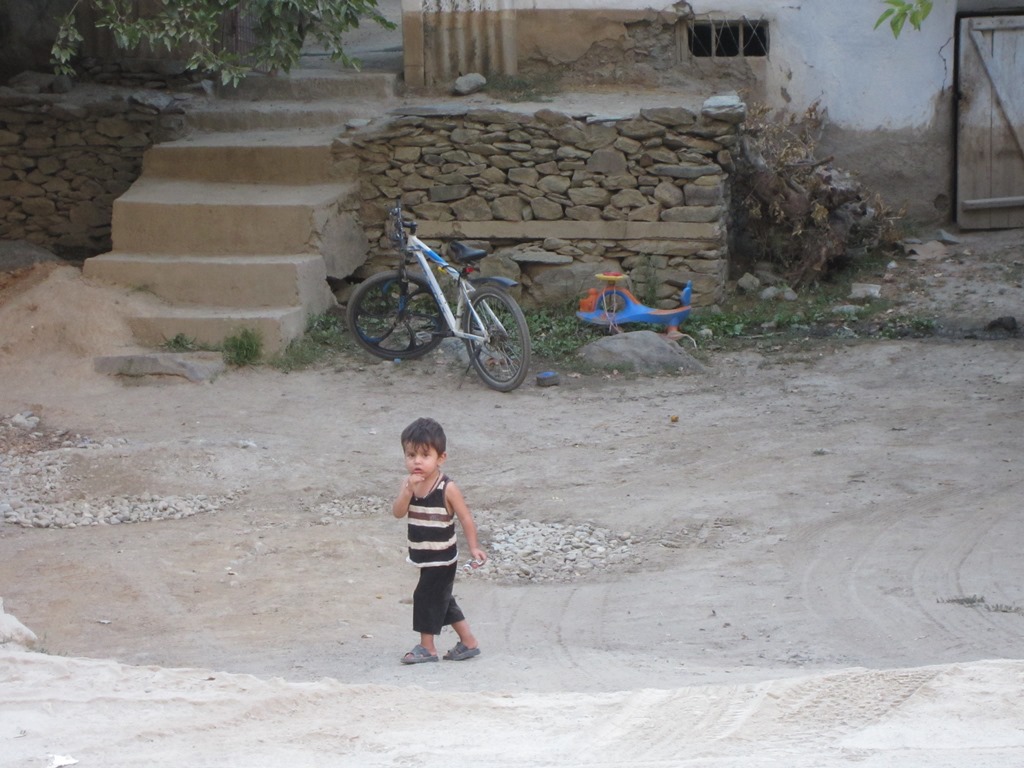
50, 0, 394, 81
873, 8, 896, 30
890, 13, 907, 37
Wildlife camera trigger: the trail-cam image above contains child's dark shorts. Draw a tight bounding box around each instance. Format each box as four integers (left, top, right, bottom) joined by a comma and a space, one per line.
412, 562, 465, 634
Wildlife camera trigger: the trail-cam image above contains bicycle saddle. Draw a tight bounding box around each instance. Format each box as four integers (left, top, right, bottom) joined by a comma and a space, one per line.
447, 241, 488, 264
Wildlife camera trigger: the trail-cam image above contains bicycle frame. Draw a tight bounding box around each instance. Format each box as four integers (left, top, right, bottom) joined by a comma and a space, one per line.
348, 201, 532, 390
398, 230, 506, 346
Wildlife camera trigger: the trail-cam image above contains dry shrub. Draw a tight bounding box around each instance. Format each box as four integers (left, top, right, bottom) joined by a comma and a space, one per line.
733, 103, 905, 287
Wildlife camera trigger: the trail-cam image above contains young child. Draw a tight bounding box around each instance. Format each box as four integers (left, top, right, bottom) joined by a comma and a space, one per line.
392, 417, 487, 664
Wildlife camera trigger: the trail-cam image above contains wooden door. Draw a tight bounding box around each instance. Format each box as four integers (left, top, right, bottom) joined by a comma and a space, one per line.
957, 15, 1024, 229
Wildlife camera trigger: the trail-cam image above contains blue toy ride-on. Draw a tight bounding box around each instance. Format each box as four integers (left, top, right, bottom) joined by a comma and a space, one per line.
576, 272, 692, 339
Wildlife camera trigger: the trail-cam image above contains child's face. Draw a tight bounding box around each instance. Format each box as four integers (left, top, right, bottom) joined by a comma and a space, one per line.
403, 442, 446, 481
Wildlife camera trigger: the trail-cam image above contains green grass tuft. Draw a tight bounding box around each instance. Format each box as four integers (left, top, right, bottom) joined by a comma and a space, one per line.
222, 328, 263, 367
525, 305, 605, 361
162, 333, 201, 352
271, 312, 348, 371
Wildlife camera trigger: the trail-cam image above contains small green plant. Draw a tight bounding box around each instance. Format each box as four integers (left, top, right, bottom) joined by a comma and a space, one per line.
271, 312, 348, 371
876, 314, 937, 339
524, 305, 604, 361
222, 328, 263, 367
162, 333, 200, 352
51, 0, 394, 86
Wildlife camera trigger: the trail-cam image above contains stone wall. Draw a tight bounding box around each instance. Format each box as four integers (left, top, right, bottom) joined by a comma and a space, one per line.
334, 94, 745, 309
0, 83, 189, 260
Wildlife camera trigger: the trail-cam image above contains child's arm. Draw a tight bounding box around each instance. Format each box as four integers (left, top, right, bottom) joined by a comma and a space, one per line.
392, 476, 416, 518
445, 481, 487, 563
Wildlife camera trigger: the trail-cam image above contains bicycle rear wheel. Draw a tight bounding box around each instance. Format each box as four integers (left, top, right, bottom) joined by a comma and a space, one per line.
346, 271, 445, 359
461, 285, 531, 392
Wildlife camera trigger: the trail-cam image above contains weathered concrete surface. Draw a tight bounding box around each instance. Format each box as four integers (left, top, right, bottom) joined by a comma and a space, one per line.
93, 351, 225, 382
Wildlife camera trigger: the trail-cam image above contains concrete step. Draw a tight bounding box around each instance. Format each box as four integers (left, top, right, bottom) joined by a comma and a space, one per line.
185, 99, 389, 132
127, 305, 312, 356
111, 178, 354, 255
216, 69, 398, 101
142, 131, 346, 184
83, 253, 333, 309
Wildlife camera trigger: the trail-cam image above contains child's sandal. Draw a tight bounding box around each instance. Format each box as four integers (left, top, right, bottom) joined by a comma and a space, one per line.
443, 641, 481, 661
401, 644, 438, 664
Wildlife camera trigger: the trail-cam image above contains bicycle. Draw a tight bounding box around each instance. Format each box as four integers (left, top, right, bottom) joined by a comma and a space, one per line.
346, 200, 532, 392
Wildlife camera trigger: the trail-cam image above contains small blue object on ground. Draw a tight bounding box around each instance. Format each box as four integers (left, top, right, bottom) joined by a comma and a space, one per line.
536, 371, 560, 387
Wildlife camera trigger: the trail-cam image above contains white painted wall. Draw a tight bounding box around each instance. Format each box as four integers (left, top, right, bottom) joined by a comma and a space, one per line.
418, 0, 1020, 131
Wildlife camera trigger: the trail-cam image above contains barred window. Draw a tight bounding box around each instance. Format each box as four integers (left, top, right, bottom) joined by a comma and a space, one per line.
688, 20, 769, 58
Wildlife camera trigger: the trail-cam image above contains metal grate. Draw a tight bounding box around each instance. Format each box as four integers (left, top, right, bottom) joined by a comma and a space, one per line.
220, 3, 259, 63
687, 19, 769, 58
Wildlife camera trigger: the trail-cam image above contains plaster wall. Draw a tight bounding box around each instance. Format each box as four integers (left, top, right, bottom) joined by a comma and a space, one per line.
403, 1, 1022, 223
515, 0, 946, 130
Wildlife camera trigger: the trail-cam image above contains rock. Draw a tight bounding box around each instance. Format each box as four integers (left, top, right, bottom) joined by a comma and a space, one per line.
504, 247, 572, 265
737, 272, 761, 293
529, 196, 564, 220
129, 90, 176, 113
832, 304, 861, 317
7, 70, 57, 93
610, 188, 648, 208
701, 92, 747, 124
452, 73, 487, 95
650, 163, 719, 180
567, 187, 611, 207
586, 148, 627, 174
653, 180, 684, 207
537, 175, 571, 195
849, 283, 882, 299
640, 106, 697, 127
578, 330, 707, 374
0, 598, 37, 648
617, 118, 665, 140
0, 240, 60, 271
429, 184, 472, 203
985, 316, 1018, 333
490, 195, 526, 220
528, 260, 617, 306
450, 195, 493, 221
93, 352, 225, 383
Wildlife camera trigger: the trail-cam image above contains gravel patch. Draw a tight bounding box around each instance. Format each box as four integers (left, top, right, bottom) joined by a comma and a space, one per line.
4, 413, 641, 581
1, 412, 232, 529
313, 494, 642, 584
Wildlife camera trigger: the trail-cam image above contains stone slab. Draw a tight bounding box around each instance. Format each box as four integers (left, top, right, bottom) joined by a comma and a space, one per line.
93, 352, 226, 382
416, 220, 723, 242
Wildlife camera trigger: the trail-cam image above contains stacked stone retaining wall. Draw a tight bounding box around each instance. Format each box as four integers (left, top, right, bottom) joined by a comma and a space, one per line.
335, 95, 745, 309
0, 86, 188, 260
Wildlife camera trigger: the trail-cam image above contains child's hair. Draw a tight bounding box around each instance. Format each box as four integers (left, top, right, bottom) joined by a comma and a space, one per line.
401, 417, 447, 454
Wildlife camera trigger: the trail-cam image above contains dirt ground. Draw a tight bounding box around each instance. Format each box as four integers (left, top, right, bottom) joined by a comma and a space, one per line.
1, 226, 1022, 766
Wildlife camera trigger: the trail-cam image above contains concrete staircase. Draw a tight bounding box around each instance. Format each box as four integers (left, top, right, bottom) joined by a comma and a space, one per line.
83, 70, 399, 355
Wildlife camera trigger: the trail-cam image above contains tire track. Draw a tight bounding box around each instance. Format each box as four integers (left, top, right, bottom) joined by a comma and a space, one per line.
786, 478, 1024, 666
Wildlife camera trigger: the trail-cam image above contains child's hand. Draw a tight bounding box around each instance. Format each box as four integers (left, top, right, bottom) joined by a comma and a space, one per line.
403, 474, 429, 497
469, 546, 487, 565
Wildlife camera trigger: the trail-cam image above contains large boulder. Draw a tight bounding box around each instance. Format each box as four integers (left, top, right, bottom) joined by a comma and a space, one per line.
579, 330, 706, 374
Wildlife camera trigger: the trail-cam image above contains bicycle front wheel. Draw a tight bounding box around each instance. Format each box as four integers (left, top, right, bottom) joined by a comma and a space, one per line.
461, 285, 531, 392
346, 271, 445, 360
